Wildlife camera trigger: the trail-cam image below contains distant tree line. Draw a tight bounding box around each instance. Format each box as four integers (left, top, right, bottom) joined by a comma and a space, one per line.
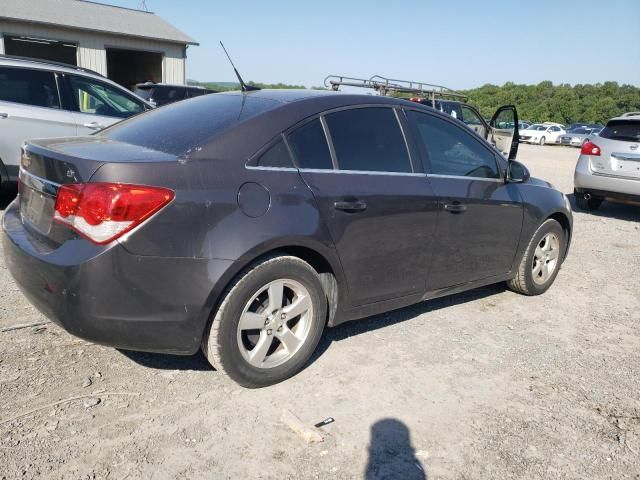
461, 81, 640, 125
188, 79, 640, 125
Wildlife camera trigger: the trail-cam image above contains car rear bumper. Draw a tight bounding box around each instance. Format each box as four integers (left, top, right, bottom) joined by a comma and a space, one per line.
2, 200, 234, 355
574, 155, 640, 198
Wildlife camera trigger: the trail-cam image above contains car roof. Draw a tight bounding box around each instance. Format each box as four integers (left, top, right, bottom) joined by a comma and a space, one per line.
0, 54, 104, 78
609, 114, 640, 121
135, 82, 211, 90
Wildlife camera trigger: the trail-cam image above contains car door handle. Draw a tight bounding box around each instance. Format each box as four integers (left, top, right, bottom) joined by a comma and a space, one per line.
0, 112, 8, 119
333, 200, 367, 213
443, 202, 467, 213
83, 122, 105, 130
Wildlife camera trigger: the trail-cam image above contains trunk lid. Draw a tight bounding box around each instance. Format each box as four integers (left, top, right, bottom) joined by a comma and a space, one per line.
19, 136, 177, 246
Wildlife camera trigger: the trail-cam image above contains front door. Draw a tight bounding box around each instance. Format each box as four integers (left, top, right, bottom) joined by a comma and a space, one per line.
289, 108, 439, 306
405, 109, 523, 290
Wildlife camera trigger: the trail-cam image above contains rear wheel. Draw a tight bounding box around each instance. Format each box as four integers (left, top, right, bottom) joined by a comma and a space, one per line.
575, 191, 603, 211
539, 136, 546, 146
507, 219, 565, 295
202, 255, 327, 388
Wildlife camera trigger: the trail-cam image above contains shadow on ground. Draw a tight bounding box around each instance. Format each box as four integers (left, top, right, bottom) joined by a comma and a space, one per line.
567, 193, 640, 222
365, 418, 427, 480
121, 283, 505, 373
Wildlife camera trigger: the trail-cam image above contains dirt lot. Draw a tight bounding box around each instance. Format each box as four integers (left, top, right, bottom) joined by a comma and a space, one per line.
0, 143, 638, 480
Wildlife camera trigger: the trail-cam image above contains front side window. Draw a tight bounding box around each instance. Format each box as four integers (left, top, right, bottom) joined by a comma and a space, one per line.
407, 110, 500, 179
69, 76, 145, 118
287, 118, 333, 170
324, 107, 411, 173
0, 67, 60, 109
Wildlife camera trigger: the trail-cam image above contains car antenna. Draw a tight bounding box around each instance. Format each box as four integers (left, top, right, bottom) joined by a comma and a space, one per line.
219, 41, 260, 92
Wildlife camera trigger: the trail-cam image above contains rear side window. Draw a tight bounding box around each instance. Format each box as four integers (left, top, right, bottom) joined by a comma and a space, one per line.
407, 111, 500, 179
324, 107, 411, 173
256, 138, 294, 168
0, 67, 60, 109
153, 87, 185, 102
287, 119, 333, 170
600, 120, 640, 142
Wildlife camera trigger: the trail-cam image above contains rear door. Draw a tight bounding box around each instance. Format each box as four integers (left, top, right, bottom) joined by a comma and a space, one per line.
0, 66, 76, 175
405, 109, 523, 290
291, 107, 439, 306
63, 74, 147, 134
460, 104, 488, 139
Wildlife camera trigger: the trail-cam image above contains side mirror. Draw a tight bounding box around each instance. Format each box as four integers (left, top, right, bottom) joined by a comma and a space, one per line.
506, 160, 530, 183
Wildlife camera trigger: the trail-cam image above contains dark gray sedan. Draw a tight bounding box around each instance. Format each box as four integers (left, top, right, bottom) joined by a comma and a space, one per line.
3, 90, 572, 387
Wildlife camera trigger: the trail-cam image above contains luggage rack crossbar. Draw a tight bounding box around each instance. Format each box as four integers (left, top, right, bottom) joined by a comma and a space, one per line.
324, 74, 467, 101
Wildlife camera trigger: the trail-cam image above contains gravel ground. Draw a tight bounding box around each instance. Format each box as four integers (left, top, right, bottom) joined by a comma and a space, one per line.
0, 143, 638, 480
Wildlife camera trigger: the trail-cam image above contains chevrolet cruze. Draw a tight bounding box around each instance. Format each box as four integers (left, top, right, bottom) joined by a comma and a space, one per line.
3, 90, 572, 387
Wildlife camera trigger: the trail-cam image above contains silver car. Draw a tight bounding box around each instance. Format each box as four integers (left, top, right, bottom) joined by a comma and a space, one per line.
559, 127, 602, 147
574, 114, 640, 210
0, 56, 152, 189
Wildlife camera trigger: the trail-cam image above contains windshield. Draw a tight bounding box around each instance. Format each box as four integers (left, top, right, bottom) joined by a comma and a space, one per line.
569, 128, 590, 135
527, 124, 547, 131
599, 120, 640, 142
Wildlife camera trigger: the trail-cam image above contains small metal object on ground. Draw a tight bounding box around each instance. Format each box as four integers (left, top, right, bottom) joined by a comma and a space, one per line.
314, 417, 335, 428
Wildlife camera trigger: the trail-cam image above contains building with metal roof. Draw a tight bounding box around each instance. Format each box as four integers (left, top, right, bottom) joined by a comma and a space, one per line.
0, 0, 198, 87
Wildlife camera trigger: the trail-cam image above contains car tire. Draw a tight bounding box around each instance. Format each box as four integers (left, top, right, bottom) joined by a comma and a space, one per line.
202, 254, 327, 388
507, 219, 565, 296
575, 191, 603, 211
539, 136, 546, 146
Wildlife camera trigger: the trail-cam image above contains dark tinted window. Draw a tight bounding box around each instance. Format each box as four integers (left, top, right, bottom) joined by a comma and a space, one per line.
152, 86, 186, 103
325, 108, 411, 173
256, 138, 294, 168
0, 67, 60, 109
287, 119, 333, 170
407, 111, 499, 179
101, 93, 281, 156
600, 120, 640, 142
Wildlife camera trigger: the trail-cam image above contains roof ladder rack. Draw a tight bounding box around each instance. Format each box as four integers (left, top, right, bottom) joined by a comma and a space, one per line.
324, 74, 467, 103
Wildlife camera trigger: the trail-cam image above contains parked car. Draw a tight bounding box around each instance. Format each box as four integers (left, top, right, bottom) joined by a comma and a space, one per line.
520, 123, 566, 145
0, 55, 153, 191
519, 121, 532, 130
3, 90, 572, 387
558, 127, 603, 147
133, 82, 217, 107
574, 114, 640, 210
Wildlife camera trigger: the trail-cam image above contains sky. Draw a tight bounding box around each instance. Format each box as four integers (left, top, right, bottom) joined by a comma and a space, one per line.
100, 0, 640, 89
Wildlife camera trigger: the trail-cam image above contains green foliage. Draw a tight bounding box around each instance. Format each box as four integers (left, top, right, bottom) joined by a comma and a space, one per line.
187, 79, 305, 91
461, 81, 640, 125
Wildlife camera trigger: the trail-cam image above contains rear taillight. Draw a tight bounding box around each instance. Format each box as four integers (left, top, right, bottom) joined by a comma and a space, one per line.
581, 141, 601, 156
53, 183, 174, 245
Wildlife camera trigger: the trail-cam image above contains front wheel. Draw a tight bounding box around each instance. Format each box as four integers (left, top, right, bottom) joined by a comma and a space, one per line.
539, 136, 546, 146
202, 255, 327, 388
507, 219, 565, 295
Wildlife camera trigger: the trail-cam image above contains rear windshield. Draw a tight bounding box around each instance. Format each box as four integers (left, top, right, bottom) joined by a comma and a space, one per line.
599, 120, 640, 142
99, 93, 281, 156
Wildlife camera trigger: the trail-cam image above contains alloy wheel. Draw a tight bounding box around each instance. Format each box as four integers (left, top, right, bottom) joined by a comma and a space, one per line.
236, 279, 313, 369
531, 233, 560, 285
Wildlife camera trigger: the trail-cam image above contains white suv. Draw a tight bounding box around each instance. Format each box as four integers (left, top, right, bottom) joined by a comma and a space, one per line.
574, 114, 640, 210
0, 56, 152, 190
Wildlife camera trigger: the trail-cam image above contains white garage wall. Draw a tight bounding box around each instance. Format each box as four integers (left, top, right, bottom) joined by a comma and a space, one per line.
0, 21, 186, 84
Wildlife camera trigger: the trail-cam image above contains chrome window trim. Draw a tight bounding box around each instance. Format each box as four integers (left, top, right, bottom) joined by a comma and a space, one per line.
298, 168, 426, 177
427, 173, 504, 183
245, 166, 298, 172
319, 115, 339, 169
